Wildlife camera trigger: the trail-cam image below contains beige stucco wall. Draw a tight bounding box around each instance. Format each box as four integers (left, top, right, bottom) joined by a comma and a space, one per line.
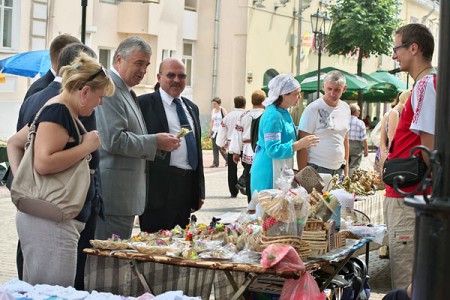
0, 0, 441, 138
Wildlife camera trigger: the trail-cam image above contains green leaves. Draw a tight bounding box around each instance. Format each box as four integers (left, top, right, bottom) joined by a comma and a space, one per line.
327, 0, 401, 59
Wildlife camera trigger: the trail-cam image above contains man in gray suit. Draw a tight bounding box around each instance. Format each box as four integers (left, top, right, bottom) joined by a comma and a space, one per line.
95, 37, 180, 240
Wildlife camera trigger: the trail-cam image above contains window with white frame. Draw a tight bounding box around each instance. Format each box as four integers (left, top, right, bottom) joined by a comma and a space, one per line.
0, 0, 15, 49
182, 42, 193, 87
99, 49, 112, 69
185, 0, 197, 11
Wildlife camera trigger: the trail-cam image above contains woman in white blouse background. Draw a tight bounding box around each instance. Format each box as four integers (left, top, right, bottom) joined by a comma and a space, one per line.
208, 97, 228, 167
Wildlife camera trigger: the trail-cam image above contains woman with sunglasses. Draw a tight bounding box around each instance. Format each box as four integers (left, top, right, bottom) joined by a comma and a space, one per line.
7, 52, 114, 287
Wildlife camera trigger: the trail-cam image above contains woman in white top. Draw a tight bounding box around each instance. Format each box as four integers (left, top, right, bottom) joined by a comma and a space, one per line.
208, 97, 228, 167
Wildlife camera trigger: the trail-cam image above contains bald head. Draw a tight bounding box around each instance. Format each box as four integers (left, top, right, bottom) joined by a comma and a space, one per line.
157, 58, 187, 98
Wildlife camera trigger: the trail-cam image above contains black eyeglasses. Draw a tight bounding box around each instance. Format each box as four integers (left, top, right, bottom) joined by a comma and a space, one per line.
392, 43, 410, 54
79, 66, 108, 90
162, 72, 187, 80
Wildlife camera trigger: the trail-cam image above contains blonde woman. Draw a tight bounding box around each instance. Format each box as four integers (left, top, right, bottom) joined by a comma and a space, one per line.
7, 52, 114, 287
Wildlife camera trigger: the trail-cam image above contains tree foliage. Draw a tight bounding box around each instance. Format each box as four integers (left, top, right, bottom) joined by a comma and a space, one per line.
326, 0, 401, 110
327, 0, 401, 62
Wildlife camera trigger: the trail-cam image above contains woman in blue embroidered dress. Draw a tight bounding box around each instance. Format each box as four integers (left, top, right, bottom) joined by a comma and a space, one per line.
250, 74, 319, 194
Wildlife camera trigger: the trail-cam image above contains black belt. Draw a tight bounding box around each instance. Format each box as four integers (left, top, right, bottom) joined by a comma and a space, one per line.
169, 166, 194, 176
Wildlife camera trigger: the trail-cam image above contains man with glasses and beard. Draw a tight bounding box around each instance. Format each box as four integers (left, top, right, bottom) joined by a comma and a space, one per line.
95, 37, 180, 240
138, 58, 205, 232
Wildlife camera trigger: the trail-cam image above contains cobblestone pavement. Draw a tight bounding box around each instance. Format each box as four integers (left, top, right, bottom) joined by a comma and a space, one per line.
0, 150, 391, 299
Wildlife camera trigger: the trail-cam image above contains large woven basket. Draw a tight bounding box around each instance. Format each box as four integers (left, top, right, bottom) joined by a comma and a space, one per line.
294, 166, 324, 193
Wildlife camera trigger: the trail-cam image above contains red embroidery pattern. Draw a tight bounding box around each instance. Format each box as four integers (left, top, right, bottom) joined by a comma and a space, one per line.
412, 77, 428, 124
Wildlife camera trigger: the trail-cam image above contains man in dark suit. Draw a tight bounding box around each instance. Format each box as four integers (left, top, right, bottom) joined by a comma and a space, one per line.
23, 34, 80, 101
138, 58, 205, 232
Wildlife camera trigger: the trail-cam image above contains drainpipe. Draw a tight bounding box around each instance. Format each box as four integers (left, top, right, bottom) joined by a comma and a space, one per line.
48, 0, 55, 45
211, 0, 220, 98
295, 0, 303, 76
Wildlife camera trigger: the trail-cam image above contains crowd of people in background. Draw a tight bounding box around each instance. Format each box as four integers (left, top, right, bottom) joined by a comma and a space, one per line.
3, 22, 436, 299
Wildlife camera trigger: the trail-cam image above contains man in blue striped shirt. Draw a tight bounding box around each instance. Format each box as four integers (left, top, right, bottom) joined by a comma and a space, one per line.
348, 104, 368, 175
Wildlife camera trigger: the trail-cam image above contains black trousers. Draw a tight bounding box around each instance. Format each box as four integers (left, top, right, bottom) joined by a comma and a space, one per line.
227, 153, 238, 196
139, 169, 196, 233
242, 161, 252, 203
74, 206, 99, 290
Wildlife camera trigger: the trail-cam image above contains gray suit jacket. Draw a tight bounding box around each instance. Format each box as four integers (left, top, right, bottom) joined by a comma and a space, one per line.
95, 71, 157, 216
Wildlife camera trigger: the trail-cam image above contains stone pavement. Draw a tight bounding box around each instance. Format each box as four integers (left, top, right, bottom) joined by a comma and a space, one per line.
0, 150, 391, 299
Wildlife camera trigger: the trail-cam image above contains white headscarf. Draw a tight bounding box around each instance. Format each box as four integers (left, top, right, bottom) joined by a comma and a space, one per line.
263, 74, 301, 107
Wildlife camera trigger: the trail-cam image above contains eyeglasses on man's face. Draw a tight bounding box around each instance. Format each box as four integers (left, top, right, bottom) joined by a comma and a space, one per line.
392, 43, 410, 54
79, 66, 108, 90
162, 72, 187, 80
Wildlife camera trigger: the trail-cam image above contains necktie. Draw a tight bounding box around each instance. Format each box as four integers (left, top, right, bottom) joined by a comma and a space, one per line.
174, 98, 198, 170
130, 89, 138, 104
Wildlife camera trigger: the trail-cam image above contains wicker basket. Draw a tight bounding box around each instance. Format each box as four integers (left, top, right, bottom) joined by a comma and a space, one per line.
304, 219, 326, 231
301, 219, 328, 257
90, 239, 129, 250
334, 231, 347, 248
301, 230, 327, 241
133, 244, 172, 255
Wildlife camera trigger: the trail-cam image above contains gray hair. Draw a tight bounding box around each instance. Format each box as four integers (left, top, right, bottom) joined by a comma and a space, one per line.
350, 103, 360, 115
323, 70, 346, 87
113, 37, 152, 63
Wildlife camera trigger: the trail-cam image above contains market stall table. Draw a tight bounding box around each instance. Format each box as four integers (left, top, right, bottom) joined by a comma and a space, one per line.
84, 239, 368, 300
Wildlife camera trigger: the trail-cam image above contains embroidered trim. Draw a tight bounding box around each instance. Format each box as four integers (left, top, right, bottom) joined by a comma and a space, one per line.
264, 132, 281, 141
412, 76, 430, 124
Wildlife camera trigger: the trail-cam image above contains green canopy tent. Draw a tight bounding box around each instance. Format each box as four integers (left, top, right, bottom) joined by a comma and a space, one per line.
261, 68, 406, 103
369, 70, 407, 91
294, 67, 375, 93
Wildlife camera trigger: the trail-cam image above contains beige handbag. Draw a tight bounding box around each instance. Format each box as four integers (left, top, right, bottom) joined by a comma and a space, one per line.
11, 107, 91, 222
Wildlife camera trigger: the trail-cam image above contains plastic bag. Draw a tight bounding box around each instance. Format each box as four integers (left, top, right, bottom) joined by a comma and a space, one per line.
370, 120, 381, 147
280, 273, 326, 300
261, 244, 305, 272
259, 189, 298, 236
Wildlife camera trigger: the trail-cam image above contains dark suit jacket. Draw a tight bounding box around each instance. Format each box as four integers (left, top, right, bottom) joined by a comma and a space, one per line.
23, 70, 55, 101
138, 91, 205, 210
17, 81, 61, 130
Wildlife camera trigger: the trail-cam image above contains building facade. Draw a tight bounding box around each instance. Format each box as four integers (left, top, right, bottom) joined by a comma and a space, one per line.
0, 0, 440, 138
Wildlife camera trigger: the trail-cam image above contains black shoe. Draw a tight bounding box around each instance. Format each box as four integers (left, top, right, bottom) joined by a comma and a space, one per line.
236, 183, 246, 195
231, 193, 238, 198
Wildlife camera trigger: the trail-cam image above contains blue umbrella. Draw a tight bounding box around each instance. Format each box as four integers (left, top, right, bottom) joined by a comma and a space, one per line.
0, 50, 50, 78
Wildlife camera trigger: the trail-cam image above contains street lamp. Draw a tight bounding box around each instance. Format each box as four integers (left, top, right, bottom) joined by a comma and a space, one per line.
311, 9, 333, 99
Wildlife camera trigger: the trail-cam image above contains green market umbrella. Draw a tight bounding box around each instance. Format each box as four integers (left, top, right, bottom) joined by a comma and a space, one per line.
369, 70, 407, 91
295, 67, 374, 93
